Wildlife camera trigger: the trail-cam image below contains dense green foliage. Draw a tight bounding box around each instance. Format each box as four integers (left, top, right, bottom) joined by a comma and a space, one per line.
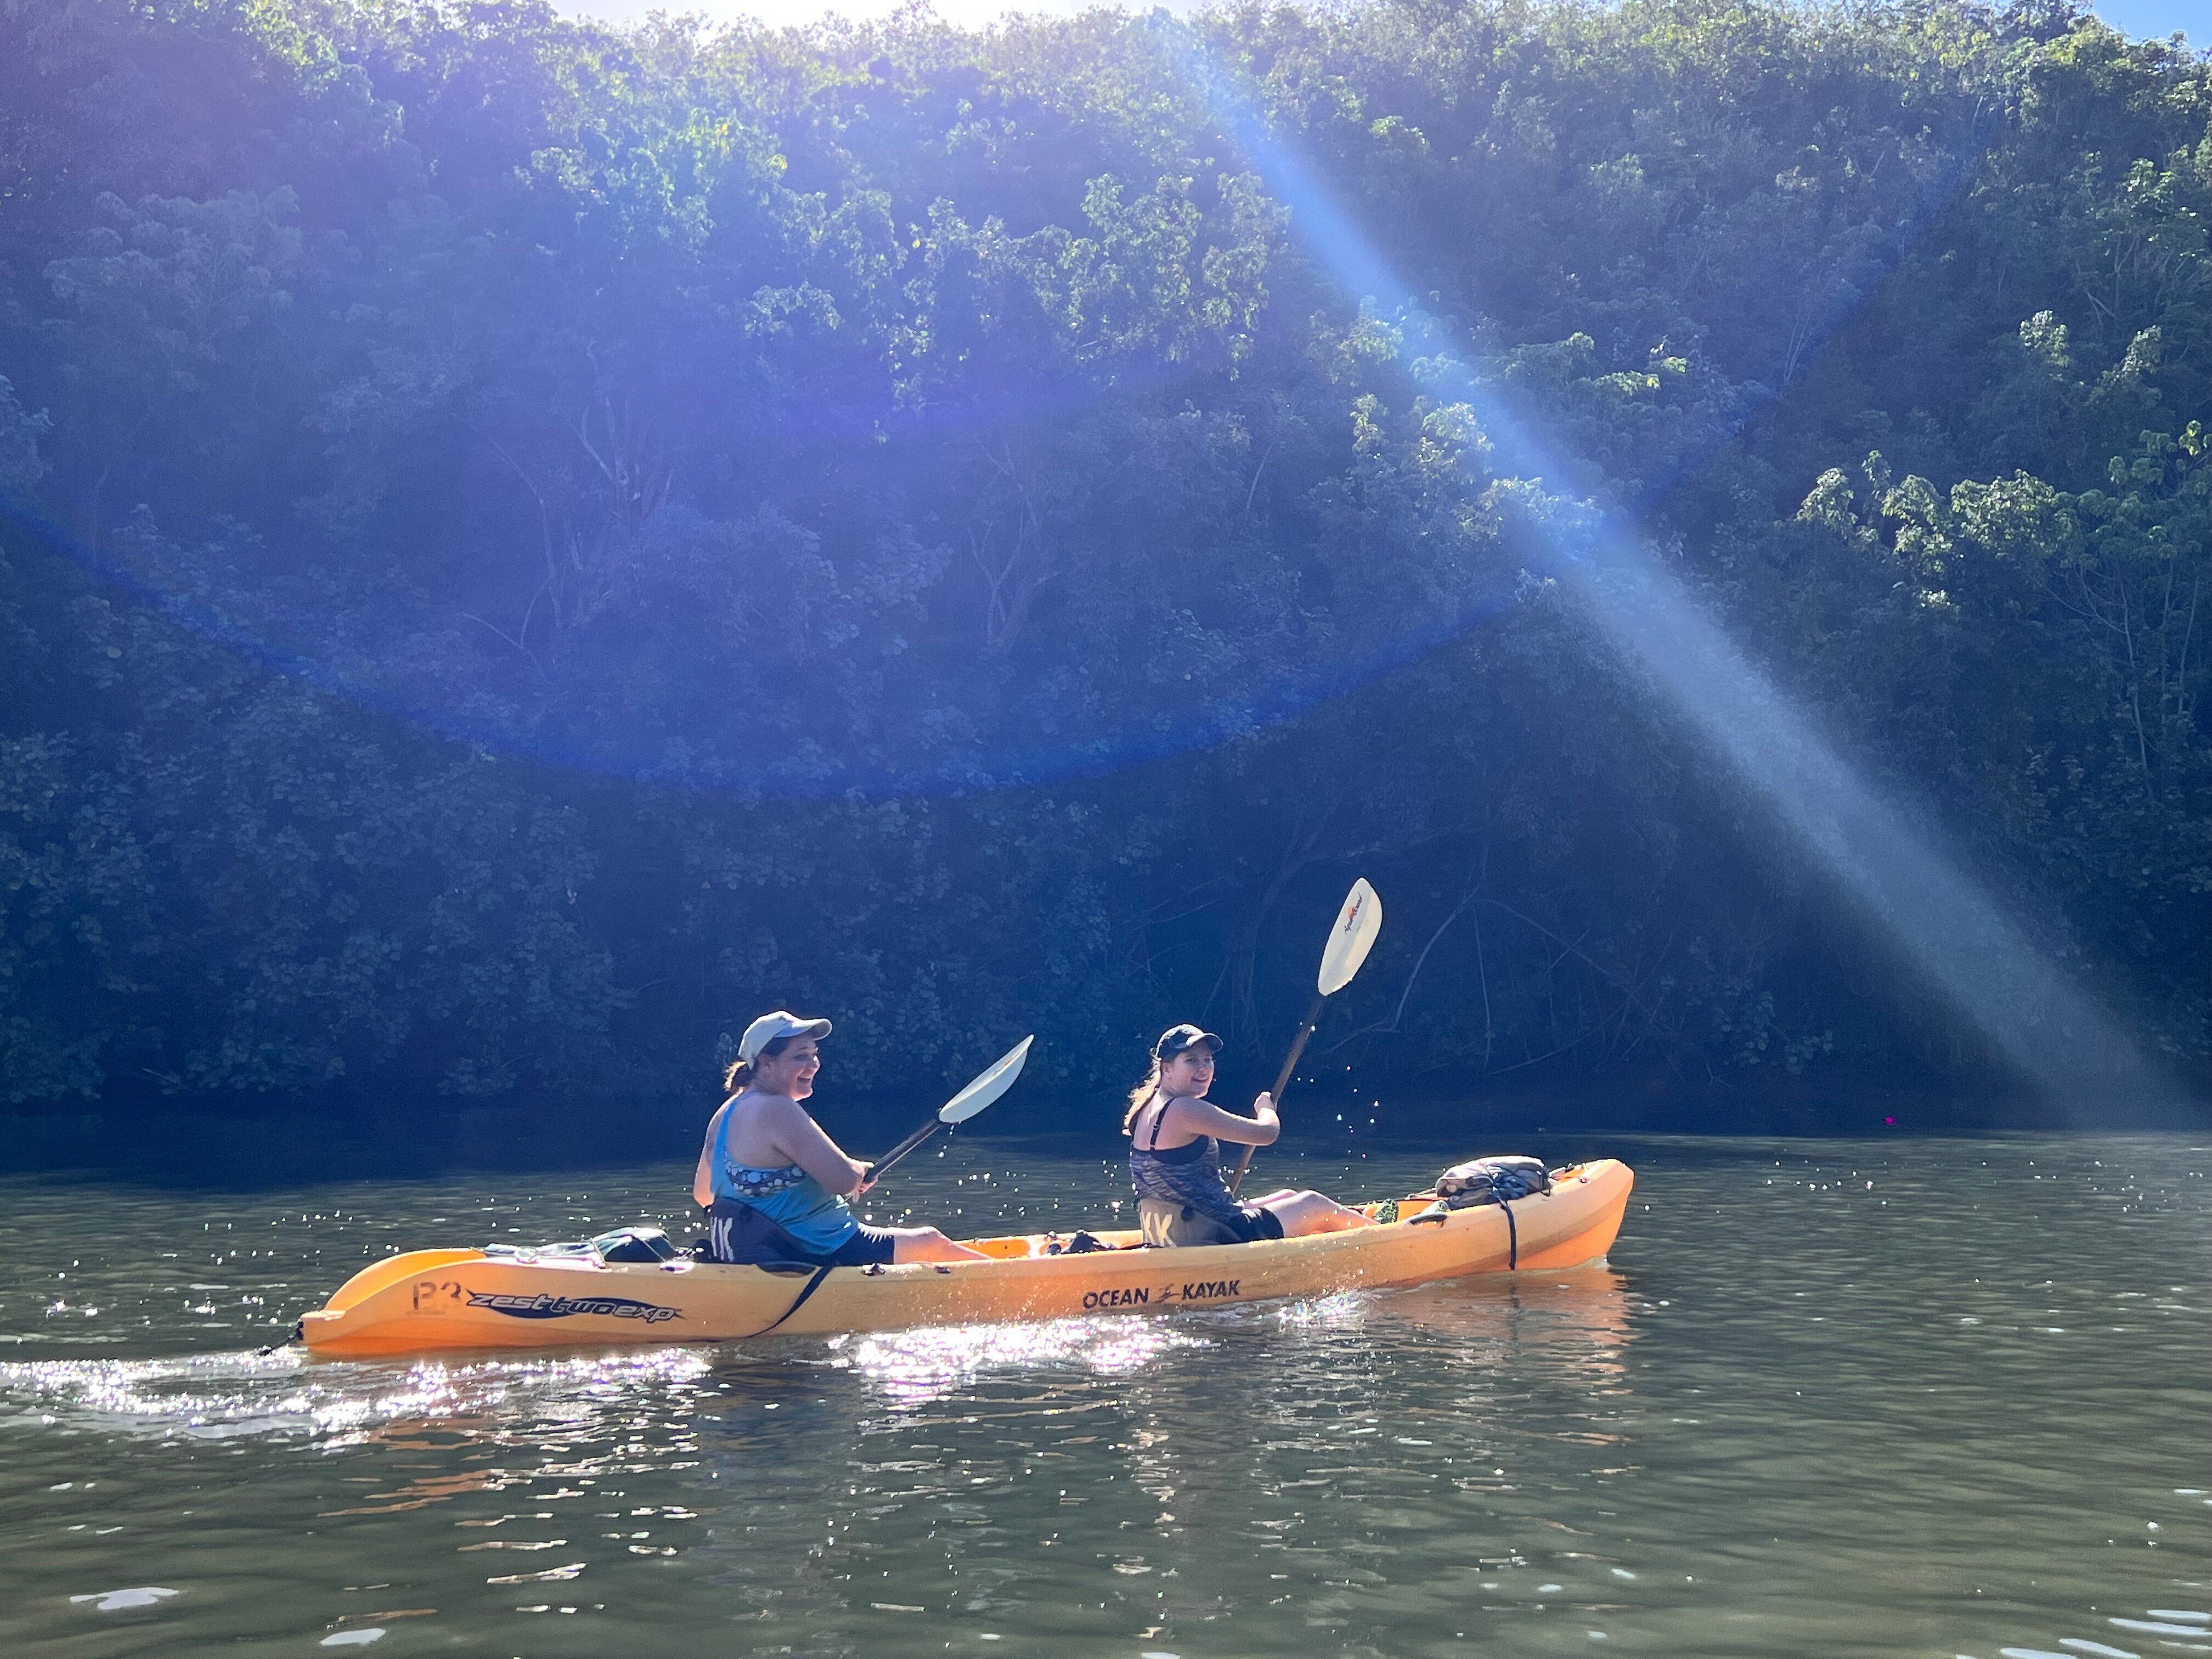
2, 0, 2208, 1154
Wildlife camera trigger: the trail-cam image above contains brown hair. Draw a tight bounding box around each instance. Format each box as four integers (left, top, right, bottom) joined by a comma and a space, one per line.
723, 1032, 798, 1096
1120, 1058, 1163, 1136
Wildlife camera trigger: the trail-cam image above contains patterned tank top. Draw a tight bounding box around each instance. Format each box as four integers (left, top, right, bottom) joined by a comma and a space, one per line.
1127, 1091, 1247, 1228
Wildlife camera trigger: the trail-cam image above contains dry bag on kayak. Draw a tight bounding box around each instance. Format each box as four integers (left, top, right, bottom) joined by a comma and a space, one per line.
479, 1226, 680, 1264
593, 1227, 680, 1263
1433, 1156, 1550, 1209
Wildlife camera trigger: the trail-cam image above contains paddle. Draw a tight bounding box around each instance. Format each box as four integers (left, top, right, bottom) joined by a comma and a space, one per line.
1227, 878, 1384, 1195
862, 1035, 1035, 1185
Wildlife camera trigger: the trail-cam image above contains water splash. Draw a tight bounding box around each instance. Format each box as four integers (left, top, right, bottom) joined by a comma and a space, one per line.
0, 1345, 712, 1444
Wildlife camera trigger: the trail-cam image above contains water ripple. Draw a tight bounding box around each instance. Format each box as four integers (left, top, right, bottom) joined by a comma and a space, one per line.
0, 1135, 2204, 1657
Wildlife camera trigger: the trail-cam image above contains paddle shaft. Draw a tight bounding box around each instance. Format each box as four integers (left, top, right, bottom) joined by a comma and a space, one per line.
864, 1117, 944, 1184
1227, 990, 1328, 1195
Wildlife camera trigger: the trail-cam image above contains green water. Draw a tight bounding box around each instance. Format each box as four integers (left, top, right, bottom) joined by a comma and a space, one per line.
2, 1133, 2207, 1657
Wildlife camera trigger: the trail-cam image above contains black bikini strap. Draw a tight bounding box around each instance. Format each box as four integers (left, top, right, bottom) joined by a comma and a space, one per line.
1144, 1090, 1172, 1150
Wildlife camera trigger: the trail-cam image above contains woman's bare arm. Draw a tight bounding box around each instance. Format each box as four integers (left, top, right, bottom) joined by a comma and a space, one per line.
764, 1097, 871, 1195
1165, 1092, 1279, 1147
692, 1102, 726, 1210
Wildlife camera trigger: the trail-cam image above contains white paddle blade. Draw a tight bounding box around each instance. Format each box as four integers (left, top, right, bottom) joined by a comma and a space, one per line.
1317, 878, 1383, 996
939, 1035, 1034, 1124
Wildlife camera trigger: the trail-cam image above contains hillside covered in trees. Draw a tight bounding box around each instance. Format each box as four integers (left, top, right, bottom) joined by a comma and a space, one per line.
2, 0, 2208, 1165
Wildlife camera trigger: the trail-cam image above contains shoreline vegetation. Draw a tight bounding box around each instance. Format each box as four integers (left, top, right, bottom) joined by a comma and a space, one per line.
4, 1068, 2199, 1185
4, 0, 2210, 1171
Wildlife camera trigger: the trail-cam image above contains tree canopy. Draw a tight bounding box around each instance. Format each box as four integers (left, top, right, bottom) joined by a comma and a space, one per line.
3, 0, 2208, 1161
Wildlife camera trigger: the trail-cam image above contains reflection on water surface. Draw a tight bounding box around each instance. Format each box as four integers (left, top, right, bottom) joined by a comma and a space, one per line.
1, 1133, 2207, 1656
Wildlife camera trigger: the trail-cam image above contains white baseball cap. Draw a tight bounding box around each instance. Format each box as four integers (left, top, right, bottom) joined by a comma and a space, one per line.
738, 1010, 832, 1063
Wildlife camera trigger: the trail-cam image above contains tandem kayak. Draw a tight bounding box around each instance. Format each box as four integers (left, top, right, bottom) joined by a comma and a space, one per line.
298, 1158, 1634, 1358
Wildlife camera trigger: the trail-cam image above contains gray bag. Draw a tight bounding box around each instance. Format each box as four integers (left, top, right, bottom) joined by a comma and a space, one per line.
1434, 1156, 1551, 1209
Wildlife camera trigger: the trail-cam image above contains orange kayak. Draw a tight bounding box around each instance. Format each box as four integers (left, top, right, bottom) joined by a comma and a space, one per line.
299, 1158, 1634, 1358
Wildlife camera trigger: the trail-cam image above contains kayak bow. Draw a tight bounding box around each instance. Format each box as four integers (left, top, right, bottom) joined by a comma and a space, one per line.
298, 1158, 1633, 1358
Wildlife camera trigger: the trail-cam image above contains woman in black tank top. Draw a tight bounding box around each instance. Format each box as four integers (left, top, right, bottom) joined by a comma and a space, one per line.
1122, 1024, 1375, 1246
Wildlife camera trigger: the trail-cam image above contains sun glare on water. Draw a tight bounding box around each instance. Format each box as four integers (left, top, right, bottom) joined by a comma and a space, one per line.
830, 1316, 1209, 1406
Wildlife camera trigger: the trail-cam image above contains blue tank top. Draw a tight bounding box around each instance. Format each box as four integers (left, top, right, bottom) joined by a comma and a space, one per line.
709, 1094, 860, 1253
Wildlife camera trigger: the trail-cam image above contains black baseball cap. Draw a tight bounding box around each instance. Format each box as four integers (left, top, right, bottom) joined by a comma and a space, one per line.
1153, 1023, 1223, 1060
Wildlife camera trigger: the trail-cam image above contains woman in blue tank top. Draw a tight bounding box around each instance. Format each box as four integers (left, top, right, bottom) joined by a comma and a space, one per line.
1124, 1024, 1375, 1246
691, 1011, 984, 1267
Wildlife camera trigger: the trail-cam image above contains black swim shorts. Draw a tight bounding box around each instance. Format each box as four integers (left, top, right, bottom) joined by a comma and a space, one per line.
709, 1201, 900, 1267
817, 1223, 900, 1266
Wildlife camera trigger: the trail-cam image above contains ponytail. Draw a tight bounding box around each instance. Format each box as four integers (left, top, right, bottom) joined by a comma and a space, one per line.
722, 1031, 797, 1096
1121, 1058, 1163, 1135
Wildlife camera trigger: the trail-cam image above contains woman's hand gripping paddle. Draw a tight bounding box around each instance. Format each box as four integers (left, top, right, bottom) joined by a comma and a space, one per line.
862, 1036, 1035, 1186
1227, 879, 1383, 1195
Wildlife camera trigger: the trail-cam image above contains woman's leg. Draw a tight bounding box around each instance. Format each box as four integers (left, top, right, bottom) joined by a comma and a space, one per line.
1260, 1190, 1376, 1238
889, 1226, 989, 1263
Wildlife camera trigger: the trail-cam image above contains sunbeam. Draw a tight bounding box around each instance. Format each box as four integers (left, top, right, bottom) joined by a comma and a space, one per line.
1168, 19, 2170, 1104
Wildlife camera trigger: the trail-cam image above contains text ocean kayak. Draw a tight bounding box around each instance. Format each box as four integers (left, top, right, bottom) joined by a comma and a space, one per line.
299, 1158, 1633, 1358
